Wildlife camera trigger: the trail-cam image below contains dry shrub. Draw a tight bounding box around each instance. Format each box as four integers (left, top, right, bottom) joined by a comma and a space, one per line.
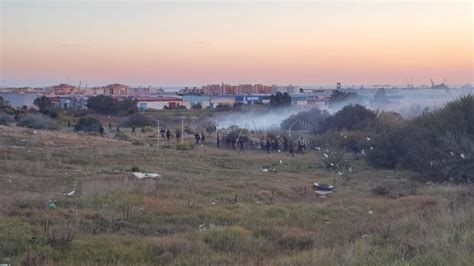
43, 218, 76, 251
203, 226, 251, 252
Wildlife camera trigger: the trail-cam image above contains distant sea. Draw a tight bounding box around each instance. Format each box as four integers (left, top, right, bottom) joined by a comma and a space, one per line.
0, 92, 39, 108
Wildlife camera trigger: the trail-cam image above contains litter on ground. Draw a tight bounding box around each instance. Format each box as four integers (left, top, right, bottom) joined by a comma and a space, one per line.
133, 172, 161, 180
65, 190, 75, 197
313, 182, 334, 198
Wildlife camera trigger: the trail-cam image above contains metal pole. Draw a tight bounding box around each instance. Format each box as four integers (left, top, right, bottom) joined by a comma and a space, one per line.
157, 119, 160, 148
264, 120, 267, 141
181, 120, 184, 145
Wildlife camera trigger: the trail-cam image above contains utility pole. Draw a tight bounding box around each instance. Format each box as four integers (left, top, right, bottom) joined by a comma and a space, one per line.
181, 120, 184, 145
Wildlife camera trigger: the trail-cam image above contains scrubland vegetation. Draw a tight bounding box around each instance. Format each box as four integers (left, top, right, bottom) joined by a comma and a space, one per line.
0, 96, 473, 265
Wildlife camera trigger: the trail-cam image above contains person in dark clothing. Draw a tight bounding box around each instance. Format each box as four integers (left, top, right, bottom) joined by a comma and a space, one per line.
266, 139, 271, 153
67, 120, 71, 128
289, 142, 295, 157
166, 129, 171, 141
239, 138, 245, 151
194, 132, 200, 144
108, 123, 112, 131
201, 132, 205, 143
216, 133, 220, 148
176, 130, 181, 142
283, 137, 288, 152
297, 141, 305, 154
231, 137, 236, 150
99, 126, 104, 137
161, 129, 166, 139
116, 126, 120, 132
274, 138, 280, 151
131, 126, 136, 135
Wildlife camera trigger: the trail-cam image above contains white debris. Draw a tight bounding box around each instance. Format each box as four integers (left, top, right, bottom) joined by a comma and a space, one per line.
8, 179, 12, 183
348, 167, 353, 173
337, 171, 343, 176
315, 146, 321, 151
460, 153, 466, 159
211, 201, 216, 205
370, 147, 374, 150
133, 172, 161, 180
261, 168, 269, 172
344, 135, 347, 139
65, 190, 75, 197
21, 139, 26, 142
362, 234, 369, 238
279, 160, 282, 164
368, 210, 373, 215
324, 153, 329, 158
361, 150, 366, 155
330, 163, 334, 166
450, 151, 454, 156
366, 137, 371, 141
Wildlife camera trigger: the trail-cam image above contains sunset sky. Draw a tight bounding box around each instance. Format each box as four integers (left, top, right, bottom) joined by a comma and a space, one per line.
1, 0, 473, 87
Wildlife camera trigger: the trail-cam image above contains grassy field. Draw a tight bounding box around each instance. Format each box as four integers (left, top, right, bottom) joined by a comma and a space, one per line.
0, 125, 473, 265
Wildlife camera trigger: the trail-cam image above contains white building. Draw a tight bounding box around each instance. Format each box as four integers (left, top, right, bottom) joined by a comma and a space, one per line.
136, 96, 190, 110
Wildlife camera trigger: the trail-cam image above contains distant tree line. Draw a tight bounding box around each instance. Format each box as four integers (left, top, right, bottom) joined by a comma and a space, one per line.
86, 95, 137, 115
269, 92, 292, 108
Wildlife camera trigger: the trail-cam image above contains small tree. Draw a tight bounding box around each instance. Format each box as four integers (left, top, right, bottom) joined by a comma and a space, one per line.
270, 92, 292, 108
33, 96, 53, 111
74, 117, 102, 132
0, 96, 10, 108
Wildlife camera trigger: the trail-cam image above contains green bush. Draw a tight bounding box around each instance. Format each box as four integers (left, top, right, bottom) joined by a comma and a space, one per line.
120, 113, 156, 128
176, 143, 194, 150
367, 96, 474, 182
18, 114, 59, 130
87, 95, 137, 115
0, 114, 14, 125
320, 104, 377, 132
114, 131, 129, 141
74, 117, 102, 132
0, 218, 33, 257
203, 226, 250, 252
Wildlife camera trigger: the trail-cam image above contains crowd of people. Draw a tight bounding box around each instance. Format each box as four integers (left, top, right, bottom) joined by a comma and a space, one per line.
83, 122, 307, 156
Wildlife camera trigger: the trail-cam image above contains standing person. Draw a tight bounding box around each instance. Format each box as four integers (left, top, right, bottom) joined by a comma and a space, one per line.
131, 126, 136, 135
289, 142, 295, 157
67, 120, 71, 128
297, 141, 304, 154
166, 129, 171, 141
194, 132, 200, 144
266, 139, 271, 154
201, 131, 205, 143
239, 138, 245, 151
283, 137, 288, 152
176, 130, 181, 143
231, 137, 236, 150
161, 129, 165, 139
99, 125, 104, 137
216, 133, 220, 148
116, 126, 120, 132
108, 123, 112, 131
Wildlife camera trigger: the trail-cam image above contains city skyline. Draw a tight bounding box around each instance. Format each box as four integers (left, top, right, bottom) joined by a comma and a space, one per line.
1, 1, 473, 87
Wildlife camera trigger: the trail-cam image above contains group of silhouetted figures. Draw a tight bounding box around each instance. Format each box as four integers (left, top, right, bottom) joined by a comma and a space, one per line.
216, 134, 306, 156
79, 121, 307, 155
